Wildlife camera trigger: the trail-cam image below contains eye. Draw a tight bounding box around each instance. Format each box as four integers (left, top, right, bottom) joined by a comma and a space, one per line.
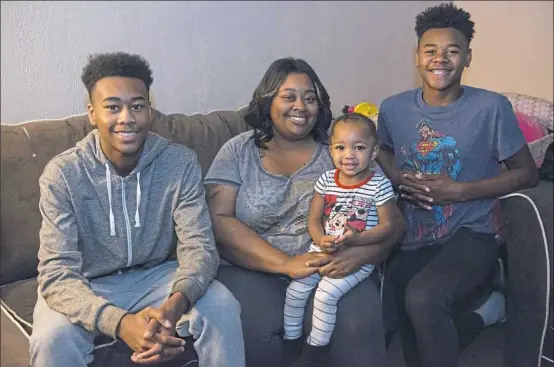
305, 96, 317, 104
425, 50, 435, 55
448, 50, 460, 55
132, 103, 145, 111
105, 105, 119, 112
282, 95, 295, 102
334, 145, 344, 151
355, 146, 366, 151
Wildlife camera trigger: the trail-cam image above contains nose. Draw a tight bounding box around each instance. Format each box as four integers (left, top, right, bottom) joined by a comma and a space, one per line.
293, 98, 306, 111
118, 105, 135, 124
343, 148, 355, 158
433, 51, 448, 63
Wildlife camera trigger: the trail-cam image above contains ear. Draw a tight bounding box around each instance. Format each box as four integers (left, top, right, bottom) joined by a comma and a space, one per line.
466, 48, 472, 68
87, 103, 97, 127
371, 144, 380, 160
415, 46, 420, 68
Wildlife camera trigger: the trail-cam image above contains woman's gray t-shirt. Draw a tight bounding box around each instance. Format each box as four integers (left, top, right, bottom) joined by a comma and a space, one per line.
204, 131, 334, 255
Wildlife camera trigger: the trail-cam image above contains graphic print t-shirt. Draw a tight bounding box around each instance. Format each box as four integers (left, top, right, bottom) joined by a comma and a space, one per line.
311, 169, 395, 251
377, 86, 526, 249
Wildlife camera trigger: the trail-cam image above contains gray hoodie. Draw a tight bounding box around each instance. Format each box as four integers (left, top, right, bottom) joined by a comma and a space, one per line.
37, 129, 219, 338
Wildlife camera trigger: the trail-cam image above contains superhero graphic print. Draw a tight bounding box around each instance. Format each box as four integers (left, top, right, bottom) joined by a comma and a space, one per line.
400, 119, 461, 242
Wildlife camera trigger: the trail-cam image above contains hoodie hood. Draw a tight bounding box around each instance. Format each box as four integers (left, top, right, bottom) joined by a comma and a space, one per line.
77, 130, 169, 235
77, 129, 169, 176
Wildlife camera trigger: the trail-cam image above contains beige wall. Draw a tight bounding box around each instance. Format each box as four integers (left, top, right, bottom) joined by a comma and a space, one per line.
456, 1, 553, 102
1, 1, 440, 124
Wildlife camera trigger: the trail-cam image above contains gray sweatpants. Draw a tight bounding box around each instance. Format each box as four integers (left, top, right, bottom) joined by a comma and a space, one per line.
29, 260, 245, 367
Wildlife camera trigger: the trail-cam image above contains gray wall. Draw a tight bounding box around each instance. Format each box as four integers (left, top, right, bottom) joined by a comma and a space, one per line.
457, 1, 553, 102
1, 1, 438, 124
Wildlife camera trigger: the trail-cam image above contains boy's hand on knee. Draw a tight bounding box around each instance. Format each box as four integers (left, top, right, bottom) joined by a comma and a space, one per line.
118, 310, 158, 352
119, 307, 185, 364
130, 299, 187, 364
131, 320, 185, 364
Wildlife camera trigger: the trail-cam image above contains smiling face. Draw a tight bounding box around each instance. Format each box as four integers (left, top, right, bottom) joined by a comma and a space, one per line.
269, 72, 319, 142
416, 27, 472, 94
330, 120, 379, 183
87, 76, 152, 164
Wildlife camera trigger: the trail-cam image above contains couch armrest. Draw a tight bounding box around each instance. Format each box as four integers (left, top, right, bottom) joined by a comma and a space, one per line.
499, 180, 553, 367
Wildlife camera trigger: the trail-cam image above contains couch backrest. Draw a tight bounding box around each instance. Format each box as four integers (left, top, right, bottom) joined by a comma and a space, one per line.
0, 108, 250, 285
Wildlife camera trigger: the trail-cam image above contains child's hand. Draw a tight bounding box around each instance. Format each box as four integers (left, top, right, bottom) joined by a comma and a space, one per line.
334, 224, 360, 247
318, 235, 341, 253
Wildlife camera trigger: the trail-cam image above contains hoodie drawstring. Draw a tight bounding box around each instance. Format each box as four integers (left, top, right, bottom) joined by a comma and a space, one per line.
105, 163, 116, 236
105, 164, 141, 234
134, 172, 141, 228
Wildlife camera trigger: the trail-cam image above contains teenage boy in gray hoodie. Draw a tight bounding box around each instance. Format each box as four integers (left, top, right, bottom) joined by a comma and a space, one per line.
29, 52, 245, 367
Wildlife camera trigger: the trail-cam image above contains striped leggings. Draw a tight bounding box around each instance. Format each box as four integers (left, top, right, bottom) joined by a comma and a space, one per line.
283, 263, 374, 346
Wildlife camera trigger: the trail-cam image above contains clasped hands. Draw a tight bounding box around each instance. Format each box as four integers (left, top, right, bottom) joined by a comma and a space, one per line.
118, 295, 189, 364
396, 171, 464, 210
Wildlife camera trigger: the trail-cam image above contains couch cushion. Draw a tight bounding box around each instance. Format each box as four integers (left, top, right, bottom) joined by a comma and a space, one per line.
0, 108, 249, 286
1, 308, 30, 367
149, 108, 250, 176
0, 115, 94, 285
500, 180, 553, 367
0, 279, 36, 335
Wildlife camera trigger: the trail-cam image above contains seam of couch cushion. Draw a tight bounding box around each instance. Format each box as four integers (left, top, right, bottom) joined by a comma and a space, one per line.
0, 299, 32, 331
93, 339, 118, 351
200, 105, 248, 115
1, 303, 30, 339
181, 360, 200, 366
0, 105, 248, 127
500, 192, 551, 367
0, 277, 38, 289
164, 105, 248, 118
0, 105, 248, 128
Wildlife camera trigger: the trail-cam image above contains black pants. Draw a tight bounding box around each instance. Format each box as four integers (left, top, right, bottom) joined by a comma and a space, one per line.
217, 265, 386, 367
385, 228, 498, 367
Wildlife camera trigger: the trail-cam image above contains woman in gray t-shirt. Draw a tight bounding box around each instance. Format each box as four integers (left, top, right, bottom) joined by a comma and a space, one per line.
204, 58, 403, 367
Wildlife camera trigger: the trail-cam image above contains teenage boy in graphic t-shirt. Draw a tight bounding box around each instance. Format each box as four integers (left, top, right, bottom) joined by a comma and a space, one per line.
376, 3, 539, 367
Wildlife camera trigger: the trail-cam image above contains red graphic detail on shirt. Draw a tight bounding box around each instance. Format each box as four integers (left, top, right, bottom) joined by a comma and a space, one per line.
416, 140, 439, 156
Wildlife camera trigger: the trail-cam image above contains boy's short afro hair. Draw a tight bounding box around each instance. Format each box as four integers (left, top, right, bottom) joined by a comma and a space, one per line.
415, 2, 475, 44
81, 52, 154, 96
